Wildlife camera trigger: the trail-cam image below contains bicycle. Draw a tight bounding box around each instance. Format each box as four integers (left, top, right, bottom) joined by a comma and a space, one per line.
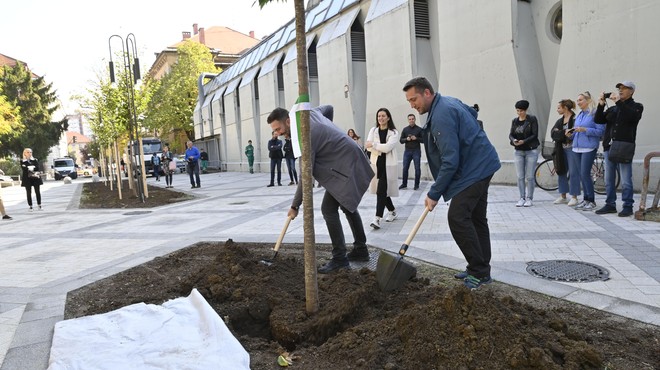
534, 152, 619, 195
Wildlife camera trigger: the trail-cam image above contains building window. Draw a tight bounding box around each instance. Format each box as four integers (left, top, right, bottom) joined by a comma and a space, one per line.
351, 21, 366, 62
414, 0, 430, 39
308, 40, 318, 78
551, 6, 562, 40
253, 75, 259, 100
277, 58, 284, 91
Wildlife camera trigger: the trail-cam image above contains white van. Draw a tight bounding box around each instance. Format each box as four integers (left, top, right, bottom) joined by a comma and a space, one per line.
52, 157, 78, 180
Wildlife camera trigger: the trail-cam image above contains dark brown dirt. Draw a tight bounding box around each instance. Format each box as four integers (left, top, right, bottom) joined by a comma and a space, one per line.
78, 180, 193, 208
68, 183, 660, 369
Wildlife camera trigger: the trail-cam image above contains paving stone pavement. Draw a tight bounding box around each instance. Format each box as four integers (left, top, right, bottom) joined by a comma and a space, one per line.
0, 171, 659, 369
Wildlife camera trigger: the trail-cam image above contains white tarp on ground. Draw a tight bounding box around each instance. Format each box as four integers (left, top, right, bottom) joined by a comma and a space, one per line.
48, 289, 249, 370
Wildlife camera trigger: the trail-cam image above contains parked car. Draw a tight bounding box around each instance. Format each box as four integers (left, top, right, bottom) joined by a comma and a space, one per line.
176, 155, 187, 173
0, 170, 14, 187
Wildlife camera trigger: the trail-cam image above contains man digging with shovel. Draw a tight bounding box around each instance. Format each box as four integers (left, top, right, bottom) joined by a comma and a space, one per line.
267, 106, 374, 274
403, 77, 501, 289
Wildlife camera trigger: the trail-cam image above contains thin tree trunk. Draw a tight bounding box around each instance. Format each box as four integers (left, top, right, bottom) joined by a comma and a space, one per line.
294, 0, 319, 314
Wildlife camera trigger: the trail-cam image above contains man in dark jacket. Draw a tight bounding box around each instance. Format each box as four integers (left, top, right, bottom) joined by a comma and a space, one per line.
267, 131, 283, 187
399, 114, 423, 190
403, 77, 501, 290
268, 106, 374, 274
594, 81, 643, 217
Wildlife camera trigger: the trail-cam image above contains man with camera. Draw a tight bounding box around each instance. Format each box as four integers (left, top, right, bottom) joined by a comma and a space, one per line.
399, 114, 423, 190
594, 81, 644, 217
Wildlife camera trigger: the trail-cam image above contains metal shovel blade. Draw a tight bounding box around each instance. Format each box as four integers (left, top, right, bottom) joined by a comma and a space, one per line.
376, 251, 417, 292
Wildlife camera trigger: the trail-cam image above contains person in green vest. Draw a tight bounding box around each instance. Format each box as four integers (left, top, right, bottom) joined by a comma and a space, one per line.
245, 140, 255, 174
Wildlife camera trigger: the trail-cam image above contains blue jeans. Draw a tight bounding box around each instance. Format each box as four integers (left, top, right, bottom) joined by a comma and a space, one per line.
270, 159, 282, 185
604, 150, 634, 209
559, 148, 580, 196
514, 148, 538, 199
285, 158, 298, 183
572, 149, 597, 202
401, 149, 421, 187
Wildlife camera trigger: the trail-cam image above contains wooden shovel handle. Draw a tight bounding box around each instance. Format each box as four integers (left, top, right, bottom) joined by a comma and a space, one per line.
399, 208, 430, 255
273, 216, 292, 252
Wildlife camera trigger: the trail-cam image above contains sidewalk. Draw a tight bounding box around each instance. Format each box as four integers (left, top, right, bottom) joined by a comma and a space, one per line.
1, 171, 659, 369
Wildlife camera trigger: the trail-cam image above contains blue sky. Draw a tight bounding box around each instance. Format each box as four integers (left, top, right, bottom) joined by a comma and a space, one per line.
0, 0, 295, 116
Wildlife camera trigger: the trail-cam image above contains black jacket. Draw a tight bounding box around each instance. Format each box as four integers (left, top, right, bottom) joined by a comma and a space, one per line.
550, 113, 575, 145
509, 114, 540, 151
594, 98, 643, 151
399, 125, 423, 151
21, 158, 43, 187
268, 138, 283, 159
283, 139, 295, 159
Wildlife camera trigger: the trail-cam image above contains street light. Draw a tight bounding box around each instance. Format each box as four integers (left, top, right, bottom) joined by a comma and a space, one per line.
108, 33, 145, 202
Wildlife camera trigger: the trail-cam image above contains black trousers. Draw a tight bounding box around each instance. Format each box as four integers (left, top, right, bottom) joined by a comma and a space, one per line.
376, 174, 394, 217
321, 191, 367, 261
447, 175, 493, 278
25, 184, 41, 207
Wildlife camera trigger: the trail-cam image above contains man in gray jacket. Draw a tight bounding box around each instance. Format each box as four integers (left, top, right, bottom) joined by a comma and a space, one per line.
267, 106, 375, 273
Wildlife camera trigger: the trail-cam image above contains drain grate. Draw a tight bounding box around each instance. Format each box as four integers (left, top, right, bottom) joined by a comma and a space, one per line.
349, 252, 379, 271
123, 211, 153, 216
526, 260, 610, 282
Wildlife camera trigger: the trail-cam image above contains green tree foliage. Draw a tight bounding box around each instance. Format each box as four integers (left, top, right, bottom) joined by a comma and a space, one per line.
0, 94, 22, 137
142, 40, 219, 143
0, 63, 67, 158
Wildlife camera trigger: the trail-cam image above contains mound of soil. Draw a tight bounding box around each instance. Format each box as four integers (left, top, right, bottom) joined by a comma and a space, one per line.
78, 180, 193, 209
65, 241, 659, 369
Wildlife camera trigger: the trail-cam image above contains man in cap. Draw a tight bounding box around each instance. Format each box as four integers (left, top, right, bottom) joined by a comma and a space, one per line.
594, 81, 644, 217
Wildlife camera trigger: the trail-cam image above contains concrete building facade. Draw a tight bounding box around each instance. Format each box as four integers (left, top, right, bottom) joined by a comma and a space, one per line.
193, 0, 659, 188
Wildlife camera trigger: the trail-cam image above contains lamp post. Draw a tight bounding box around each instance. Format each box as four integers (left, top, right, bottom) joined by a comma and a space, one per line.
108, 33, 145, 202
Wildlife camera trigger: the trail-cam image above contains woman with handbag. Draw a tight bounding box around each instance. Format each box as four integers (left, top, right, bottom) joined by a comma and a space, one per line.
567, 92, 604, 211
509, 100, 540, 207
550, 99, 579, 206
20, 148, 43, 211
161, 145, 175, 188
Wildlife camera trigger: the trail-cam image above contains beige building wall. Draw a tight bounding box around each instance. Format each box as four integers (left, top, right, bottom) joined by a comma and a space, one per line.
196, 0, 659, 189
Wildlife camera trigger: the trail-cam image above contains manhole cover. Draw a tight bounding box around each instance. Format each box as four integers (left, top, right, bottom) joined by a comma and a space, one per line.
229, 201, 248, 205
123, 211, 153, 216
526, 260, 609, 282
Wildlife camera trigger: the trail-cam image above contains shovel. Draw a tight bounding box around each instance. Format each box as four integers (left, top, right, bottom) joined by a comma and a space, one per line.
376, 207, 430, 291
260, 216, 292, 266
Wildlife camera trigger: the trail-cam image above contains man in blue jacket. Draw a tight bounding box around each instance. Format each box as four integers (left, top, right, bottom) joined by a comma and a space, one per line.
185, 141, 201, 189
403, 77, 501, 289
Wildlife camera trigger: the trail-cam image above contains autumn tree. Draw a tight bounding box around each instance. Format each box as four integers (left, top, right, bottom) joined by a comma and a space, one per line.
142, 40, 220, 145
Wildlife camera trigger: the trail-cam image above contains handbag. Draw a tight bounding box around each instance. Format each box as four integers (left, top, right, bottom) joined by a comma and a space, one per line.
168, 161, 176, 171
608, 140, 635, 163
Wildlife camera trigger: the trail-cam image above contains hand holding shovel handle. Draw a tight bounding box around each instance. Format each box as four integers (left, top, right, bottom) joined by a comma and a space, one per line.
399, 207, 430, 256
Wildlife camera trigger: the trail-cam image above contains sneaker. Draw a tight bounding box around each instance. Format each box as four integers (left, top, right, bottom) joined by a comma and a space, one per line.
582, 201, 596, 211
370, 217, 381, 229
414, 186, 419, 190
516, 198, 525, 207
523, 199, 533, 207
554, 196, 568, 205
385, 211, 398, 222
618, 207, 633, 217
574, 200, 587, 210
2, 215, 12, 220
288, 181, 295, 186
318, 259, 349, 274
267, 184, 274, 187
398, 184, 407, 190
595, 205, 617, 214
347, 247, 370, 262
454, 270, 468, 279
463, 275, 493, 290
29, 207, 33, 212
38, 205, 43, 211
567, 198, 579, 207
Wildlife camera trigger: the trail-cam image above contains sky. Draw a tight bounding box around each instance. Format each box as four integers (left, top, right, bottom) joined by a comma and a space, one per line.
0, 0, 295, 117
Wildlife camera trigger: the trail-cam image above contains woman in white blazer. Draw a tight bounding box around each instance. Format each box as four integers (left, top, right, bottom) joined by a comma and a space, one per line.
366, 108, 399, 229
